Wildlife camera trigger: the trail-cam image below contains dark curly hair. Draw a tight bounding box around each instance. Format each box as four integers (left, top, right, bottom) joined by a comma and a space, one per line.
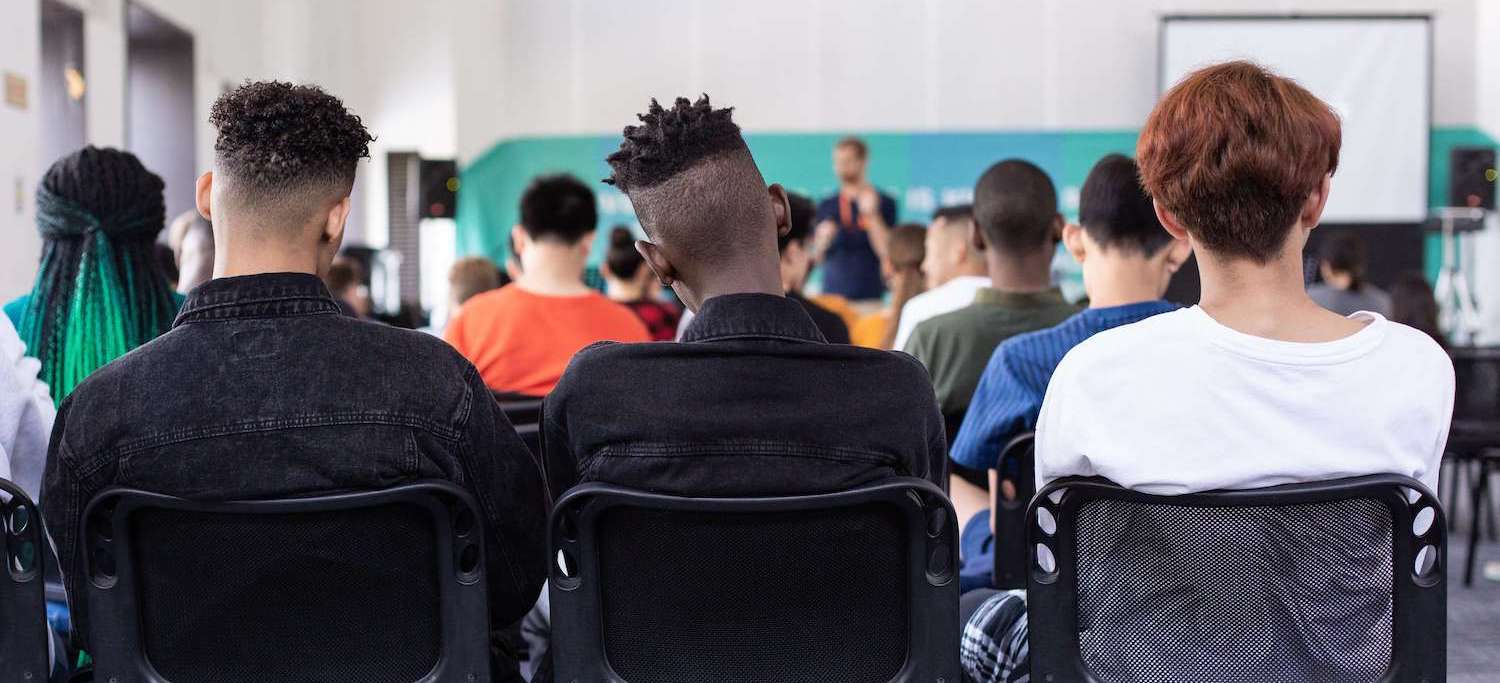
210, 81, 373, 214
605, 95, 747, 191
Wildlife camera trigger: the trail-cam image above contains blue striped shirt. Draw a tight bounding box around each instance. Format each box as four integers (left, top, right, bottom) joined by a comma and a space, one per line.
950, 300, 1179, 470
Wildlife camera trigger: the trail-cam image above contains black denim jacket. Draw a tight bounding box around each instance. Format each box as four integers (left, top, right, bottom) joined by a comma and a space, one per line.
40, 273, 548, 673
543, 293, 948, 499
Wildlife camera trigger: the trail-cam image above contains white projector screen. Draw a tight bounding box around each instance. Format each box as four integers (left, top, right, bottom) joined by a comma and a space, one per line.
1161, 16, 1431, 223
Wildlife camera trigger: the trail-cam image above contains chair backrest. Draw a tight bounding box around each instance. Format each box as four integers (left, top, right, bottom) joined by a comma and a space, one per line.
1449, 347, 1500, 427
549, 478, 960, 682
496, 398, 544, 429
83, 481, 490, 683
1, 478, 50, 682
1027, 475, 1446, 683
991, 432, 1035, 589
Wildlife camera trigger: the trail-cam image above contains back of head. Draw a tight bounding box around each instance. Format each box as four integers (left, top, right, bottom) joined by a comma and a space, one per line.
324, 258, 362, 296
933, 204, 973, 235
1389, 272, 1443, 346
779, 193, 816, 253
1079, 154, 1171, 255
1137, 60, 1340, 264
887, 223, 926, 272
209, 81, 373, 236
605, 95, 771, 273
23, 146, 177, 405
604, 226, 645, 279
1320, 233, 1368, 286
448, 256, 502, 306
519, 174, 598, 245
973, 159, 1059, 256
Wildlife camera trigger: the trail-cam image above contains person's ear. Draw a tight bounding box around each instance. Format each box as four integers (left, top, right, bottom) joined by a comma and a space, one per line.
637, 240, 677, 288
969, 219, 987, 252
1164, 238, 1192, 274
1061, 223, 1087, 263
510, 224, 529, 259
323, 196, 351, 246
1153, 201, 1191, 242
769, 183, 792, 240
1300, 174, 1333, 232
195, 171, 214, 221
576, 230, 595, 258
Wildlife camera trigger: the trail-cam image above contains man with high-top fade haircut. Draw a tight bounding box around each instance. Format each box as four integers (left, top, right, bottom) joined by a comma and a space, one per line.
42, 82, 547, 680
542, 95, 946, 500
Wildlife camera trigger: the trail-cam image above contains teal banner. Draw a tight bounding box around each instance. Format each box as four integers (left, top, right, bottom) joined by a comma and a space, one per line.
457, 127, 1497, 281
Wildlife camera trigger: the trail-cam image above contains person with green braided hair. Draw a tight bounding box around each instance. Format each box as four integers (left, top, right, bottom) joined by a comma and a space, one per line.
3, 147, 183, 406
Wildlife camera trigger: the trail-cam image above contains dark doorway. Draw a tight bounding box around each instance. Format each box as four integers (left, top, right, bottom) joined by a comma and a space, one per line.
127, 2, 195, 223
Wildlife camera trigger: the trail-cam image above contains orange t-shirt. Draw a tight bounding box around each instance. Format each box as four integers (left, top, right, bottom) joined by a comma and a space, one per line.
850, 311, 891, 349
446, 284, 652, 396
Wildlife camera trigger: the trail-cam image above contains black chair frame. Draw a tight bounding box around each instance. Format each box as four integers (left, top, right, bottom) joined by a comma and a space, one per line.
1026, 474, 1446, 683
548, 477, 961, 682
82, 481, 491, 683
992, 432, 1035, 589
1, 478, 50, 682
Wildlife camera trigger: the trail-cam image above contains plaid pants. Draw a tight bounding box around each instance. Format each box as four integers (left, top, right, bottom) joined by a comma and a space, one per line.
960, 589, 1030, 683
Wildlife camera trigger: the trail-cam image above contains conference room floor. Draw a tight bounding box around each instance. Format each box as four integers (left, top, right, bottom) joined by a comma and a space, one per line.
1449, 538, 1499, 682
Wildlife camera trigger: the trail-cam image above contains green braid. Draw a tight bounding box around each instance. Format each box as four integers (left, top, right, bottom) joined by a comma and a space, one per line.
20, 147, 175, 406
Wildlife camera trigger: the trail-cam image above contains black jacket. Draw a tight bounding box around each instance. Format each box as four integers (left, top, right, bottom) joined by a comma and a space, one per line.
42, 272, 548, 678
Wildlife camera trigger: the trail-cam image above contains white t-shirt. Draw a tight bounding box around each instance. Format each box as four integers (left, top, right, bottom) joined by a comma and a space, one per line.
1036, 307, 1453, 494
893, 275, 989, 350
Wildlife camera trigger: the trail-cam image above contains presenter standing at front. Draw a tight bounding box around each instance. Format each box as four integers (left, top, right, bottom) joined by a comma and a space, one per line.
813, 137, 898, 302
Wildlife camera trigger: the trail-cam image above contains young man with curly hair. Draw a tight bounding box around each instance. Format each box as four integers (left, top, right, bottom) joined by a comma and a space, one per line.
42, 81, 548, 680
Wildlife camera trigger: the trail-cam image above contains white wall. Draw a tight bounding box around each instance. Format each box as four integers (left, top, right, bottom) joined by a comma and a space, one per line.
0, 0, 43, 299
454, 0, 1478, 159
1, 0, 1494, 299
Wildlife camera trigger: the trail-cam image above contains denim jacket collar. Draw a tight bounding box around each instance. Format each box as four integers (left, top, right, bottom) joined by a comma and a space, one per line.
175, 272, 341, 326
680, 292, 827, 344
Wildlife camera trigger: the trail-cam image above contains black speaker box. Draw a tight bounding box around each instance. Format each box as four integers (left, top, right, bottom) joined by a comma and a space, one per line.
1450, 146, 1496, 209
419, 159, 459, 219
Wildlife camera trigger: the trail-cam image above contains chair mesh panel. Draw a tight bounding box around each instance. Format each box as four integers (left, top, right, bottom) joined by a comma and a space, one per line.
597, 503, 910, 682
1073, 498, 1394, 683
130, 503, 442, 683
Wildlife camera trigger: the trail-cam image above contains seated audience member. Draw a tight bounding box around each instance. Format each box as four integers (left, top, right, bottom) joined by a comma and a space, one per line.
0, 315, 54, 501
546, 94, 946, 498
0, 315, 59, 676
450, 255, 506, 312
1388, 271, 1445, 346
781, 193, 852, 344
168, 209, 216, 294
960, 61, 1454, 683
5, 147, 182, 406
1308, 232, 1391, 316
422, 256, 505, 337
602, 226, 682, 341
892, 205, 986, 350
324, 256, 372, 318
904, 160, 1078, 447
812, 136, 897, 301
446, 175, 651, 396
851, 223, 928, 348
40, 81, 547, 680
948, 154, 1190, 592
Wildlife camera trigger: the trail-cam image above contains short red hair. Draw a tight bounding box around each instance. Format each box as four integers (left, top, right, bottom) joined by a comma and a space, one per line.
1137, 61, 1340, 263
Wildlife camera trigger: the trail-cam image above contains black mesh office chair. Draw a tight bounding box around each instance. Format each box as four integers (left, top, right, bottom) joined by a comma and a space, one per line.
1027, 475, 1446, 683
82, 481, 490, 683
549, 478, 960, 682
991, 432, 1035, 589
1, 478, 50, 682
1448, 347, 1500, 585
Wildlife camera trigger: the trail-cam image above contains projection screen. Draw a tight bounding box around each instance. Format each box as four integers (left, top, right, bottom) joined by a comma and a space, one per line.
1161, 16, 1432, 223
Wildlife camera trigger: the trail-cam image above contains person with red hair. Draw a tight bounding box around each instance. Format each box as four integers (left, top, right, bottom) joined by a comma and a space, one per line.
959, 61, 1454, 683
